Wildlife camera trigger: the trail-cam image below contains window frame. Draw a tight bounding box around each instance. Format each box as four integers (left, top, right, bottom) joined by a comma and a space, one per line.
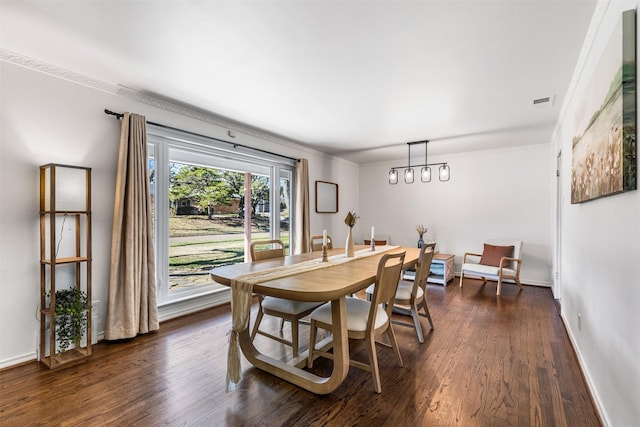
147, 125, 296, 306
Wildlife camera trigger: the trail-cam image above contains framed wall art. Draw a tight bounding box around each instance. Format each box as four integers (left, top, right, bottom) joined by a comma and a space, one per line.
571, 9, 637, 204
315, 180, 338, 213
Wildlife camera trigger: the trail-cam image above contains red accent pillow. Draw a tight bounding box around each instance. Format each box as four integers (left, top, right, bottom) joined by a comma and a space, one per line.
479, 244, 514, 267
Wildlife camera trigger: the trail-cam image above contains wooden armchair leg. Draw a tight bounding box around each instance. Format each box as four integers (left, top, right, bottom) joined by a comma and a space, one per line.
410, 303, 424, 344
422, 295, 434, 330
386, 326, 403, 368
366, 336, 382, 394
307, 321, 318, 368
251, 307, 264, 340
291, 319, 299, 357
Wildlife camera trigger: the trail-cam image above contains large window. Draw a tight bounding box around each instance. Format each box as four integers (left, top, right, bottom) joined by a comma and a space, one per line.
148, 126, 295, 305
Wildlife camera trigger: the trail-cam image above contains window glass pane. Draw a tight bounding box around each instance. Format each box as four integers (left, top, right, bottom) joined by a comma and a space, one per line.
248, 173, 272, 245
168, 162, 244, 293
280, 173, 291, 255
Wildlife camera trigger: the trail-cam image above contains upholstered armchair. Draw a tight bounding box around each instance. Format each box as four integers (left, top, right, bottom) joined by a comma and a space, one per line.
459, 239, 523, 295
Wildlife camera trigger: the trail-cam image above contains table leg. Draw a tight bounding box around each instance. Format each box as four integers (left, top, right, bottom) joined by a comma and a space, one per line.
239, 297, 349, 395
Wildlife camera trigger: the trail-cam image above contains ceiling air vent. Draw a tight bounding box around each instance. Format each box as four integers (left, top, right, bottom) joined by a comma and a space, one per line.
531, 95, 555, 108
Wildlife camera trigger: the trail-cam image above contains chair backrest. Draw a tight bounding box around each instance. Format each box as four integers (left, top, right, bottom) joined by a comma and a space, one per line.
310, 235, 333, 252
368, 251, 406, 328
250, 239, 285, 261
364, 239, 388, 246
486, 239, 522, 268
421, 242, 436, 253
412, 246, 435, 296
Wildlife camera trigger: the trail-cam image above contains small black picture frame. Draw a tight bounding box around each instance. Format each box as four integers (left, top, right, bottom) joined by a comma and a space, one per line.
315, 181, 338, 213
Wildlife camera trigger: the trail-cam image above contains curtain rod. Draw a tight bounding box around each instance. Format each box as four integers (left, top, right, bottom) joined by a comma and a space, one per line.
104, 109, 299, 162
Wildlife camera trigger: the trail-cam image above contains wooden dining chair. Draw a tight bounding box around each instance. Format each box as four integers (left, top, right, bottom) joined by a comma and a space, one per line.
309, 234, 333, 252
250, 239, 286, 261
367, 244, 435, 343
364, 239, 388, 246
307, 251, 406, 393
366, 243, 435, 342
249, 239, 322, 357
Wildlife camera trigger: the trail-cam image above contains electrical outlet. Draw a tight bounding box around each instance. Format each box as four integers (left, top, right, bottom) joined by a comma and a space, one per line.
578, 313, 582, 331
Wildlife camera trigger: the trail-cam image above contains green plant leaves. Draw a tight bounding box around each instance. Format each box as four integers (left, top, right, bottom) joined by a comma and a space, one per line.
52, 288, 88, 354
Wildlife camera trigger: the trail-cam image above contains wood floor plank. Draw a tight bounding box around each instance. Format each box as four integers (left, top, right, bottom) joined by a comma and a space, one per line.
0, 279, 601, 426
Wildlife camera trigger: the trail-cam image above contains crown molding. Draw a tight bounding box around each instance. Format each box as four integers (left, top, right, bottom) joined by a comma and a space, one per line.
0, 48, 331, 159
1, 48, 121, 94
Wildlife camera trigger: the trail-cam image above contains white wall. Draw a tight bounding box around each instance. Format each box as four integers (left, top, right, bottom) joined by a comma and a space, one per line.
359, 144, 553, 285
0, 58, 358, 368
310, 156, 360, 245
551, 1, 640, 425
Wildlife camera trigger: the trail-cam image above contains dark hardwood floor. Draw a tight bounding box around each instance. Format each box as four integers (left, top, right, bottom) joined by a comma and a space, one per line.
0, 278, 601, 426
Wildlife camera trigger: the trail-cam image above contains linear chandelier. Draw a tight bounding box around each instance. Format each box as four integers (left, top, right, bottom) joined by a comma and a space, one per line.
388, 140, 450, 184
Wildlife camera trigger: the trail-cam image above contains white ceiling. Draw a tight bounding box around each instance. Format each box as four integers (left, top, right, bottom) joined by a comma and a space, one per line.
1, 1, 596, 164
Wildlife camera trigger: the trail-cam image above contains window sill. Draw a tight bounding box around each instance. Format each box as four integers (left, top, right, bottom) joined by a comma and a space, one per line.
158, 287, 231, 322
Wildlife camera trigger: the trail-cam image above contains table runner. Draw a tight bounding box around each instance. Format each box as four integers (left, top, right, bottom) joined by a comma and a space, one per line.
226, 245, 398, 391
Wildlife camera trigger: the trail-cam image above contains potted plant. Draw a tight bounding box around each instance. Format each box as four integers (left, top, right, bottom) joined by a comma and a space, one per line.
47, 288, 88, 354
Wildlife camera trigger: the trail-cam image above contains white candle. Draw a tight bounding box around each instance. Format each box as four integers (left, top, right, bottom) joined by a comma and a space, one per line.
323, 229, 327, 246
371, 226, 375, 240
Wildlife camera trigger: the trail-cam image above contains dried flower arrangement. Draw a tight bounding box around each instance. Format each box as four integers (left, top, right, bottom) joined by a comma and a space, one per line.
344, 211, 360, 228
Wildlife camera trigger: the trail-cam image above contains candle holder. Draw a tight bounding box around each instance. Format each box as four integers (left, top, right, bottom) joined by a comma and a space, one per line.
370, 239, 376, 252
321, 244, 329, 262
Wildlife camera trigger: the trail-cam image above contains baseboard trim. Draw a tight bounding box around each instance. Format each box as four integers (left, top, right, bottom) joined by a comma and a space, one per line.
561, 313, 609, 427
0, 352, 37, 371
158, 288, 231, 322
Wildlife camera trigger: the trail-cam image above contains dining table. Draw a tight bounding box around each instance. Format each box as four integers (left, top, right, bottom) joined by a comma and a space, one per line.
210, 245, 420, 395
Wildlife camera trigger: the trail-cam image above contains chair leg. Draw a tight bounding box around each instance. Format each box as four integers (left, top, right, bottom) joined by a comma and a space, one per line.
422, 294, 434, 330
459, 270, 464, 288
291, 319, 299, 357
366, 334, 382, 393
497, 276, 503, 296
515, 276, 523, 289
410, 303, 424, 343
307, 320, 318, 368
386, 325, 403, 368
250, 306, 265, 341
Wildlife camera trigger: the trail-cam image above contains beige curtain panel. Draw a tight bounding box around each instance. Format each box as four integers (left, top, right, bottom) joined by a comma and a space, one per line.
105, 112, 159, 340
293, 158, 310, 255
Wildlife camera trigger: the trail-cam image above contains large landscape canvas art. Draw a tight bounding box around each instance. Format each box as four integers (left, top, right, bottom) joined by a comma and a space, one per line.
571, 10, 637, 204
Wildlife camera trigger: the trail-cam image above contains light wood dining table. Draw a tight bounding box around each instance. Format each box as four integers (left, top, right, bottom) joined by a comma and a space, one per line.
210, 245, 420, 394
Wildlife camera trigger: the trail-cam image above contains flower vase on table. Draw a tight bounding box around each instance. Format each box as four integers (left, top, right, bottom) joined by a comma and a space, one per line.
344, 210, 359, 258
345, 227, 354, 257
416, 224, 427, 249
